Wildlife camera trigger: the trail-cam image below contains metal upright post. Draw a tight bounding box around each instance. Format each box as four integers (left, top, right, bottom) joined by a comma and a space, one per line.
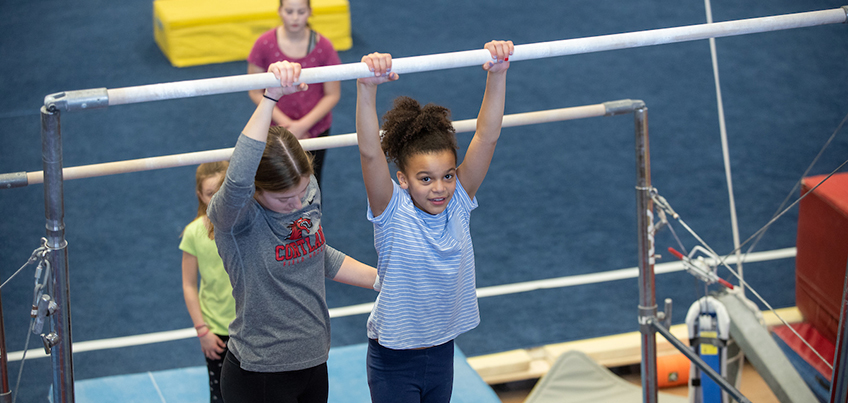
633, 106, 658, 403
830, 262, 848, 403
41, 105, 74, 403
0, 290, 11, 403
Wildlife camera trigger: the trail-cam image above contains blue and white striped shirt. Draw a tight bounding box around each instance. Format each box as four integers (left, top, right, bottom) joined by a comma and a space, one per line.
366, 179, 480, 349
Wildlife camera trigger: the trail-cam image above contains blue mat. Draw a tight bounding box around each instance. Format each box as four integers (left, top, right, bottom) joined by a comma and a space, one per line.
772, 334, 830, 403
52, 344, 499, 402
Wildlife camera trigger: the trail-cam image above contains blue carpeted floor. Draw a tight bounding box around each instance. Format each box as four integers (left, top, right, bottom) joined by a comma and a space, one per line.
1, 0, 847, 401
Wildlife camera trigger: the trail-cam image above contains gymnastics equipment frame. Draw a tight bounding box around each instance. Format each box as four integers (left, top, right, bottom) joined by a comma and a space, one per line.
833, 265, 848, 403
1, 6, 846, 403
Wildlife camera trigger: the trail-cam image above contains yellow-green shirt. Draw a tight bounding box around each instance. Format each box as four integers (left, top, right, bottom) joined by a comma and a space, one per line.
179, 217, 235, 336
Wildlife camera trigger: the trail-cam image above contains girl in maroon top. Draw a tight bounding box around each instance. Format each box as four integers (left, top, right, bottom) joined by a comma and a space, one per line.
247, 0, 341, 185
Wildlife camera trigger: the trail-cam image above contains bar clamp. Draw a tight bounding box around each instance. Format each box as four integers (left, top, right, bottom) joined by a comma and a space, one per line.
44, 88, 109, 112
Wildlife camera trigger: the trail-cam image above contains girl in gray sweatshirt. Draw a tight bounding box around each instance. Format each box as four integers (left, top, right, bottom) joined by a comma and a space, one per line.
208, 61, 376, 403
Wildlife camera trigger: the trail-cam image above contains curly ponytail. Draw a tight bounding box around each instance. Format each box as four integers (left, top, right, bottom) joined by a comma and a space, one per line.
380, 96, 457, 172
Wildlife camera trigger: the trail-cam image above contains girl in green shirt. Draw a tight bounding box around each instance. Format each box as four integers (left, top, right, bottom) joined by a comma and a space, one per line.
180, 161, 236, 402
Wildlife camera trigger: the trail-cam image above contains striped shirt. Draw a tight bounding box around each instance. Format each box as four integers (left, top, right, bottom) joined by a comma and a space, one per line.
366, 179, 479, 349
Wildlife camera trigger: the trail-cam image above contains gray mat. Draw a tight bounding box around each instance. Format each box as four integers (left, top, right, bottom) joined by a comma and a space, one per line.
525, 350, 688, 403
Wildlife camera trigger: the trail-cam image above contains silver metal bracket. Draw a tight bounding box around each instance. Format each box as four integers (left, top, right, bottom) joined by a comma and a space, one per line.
638, 304, 658, 328
44, 88, 109, 112
603, 99, 646, 116
31, 294, 56, 335
0, 172, 28, 190
42, 332, 60, 355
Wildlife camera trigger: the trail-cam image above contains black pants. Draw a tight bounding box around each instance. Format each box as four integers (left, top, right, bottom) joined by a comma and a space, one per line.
220, 351, 329, 403
310, 129, 330, 187
205, 335, 229, 402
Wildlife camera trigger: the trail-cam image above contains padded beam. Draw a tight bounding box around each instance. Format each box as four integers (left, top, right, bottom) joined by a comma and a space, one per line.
716, 292, 816, 403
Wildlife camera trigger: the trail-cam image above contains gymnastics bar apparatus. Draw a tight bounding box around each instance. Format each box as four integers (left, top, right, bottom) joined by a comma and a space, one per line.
0, 6, 845, 403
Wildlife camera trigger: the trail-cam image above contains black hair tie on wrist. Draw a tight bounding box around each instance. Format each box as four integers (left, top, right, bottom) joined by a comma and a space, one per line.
263, 94, 279, 103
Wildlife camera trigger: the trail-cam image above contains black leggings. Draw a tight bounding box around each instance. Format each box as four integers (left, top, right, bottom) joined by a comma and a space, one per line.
220, 351, 329, 403
206, 335, 229, 402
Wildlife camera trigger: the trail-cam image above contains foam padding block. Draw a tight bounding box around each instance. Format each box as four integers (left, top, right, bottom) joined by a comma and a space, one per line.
796, 172, 848, 344
772, 322, 834, 382
304, 0, 352, 51
523, 350, 687, 403
656, 353, 690, 388
153, 0, 351, 67
68, 367, 208, 403
328, 343, 501, 403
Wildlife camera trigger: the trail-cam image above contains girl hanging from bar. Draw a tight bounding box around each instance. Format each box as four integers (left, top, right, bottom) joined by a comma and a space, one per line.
355, 40, 513, 403
208, 61, 377, 403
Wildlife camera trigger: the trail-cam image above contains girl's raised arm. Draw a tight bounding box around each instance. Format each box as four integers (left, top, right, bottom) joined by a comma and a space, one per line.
242, 61, 308, 144
356, 53, 398, 217
457, 40, 513, 200
248, 62, 295, 128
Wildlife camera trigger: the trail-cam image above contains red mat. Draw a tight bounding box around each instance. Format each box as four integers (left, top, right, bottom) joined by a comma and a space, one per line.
772, 322, 835, 381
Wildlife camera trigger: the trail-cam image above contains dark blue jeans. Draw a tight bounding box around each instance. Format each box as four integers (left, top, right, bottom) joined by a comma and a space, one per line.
367, 338, 454, 403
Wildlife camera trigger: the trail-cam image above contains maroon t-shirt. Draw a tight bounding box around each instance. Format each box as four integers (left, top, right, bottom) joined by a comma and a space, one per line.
248, 28, 341, 138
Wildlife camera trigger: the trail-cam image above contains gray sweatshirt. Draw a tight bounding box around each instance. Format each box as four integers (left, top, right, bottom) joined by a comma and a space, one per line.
208, 134, 344, 372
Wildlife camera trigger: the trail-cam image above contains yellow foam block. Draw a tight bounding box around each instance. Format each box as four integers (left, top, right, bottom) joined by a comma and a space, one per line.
153, 0, 351, 68
468, 349, 532, 378
542, 324, 691, 368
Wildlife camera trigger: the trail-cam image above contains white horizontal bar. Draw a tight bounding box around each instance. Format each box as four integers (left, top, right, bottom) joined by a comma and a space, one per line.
329, 303, 375, 318
7, 247, 795, 361
104, 8, 846, 106
476, 246, 796, 298
6, 328, 196, 362
23, 104, 607, 184
27, 148, 234, 185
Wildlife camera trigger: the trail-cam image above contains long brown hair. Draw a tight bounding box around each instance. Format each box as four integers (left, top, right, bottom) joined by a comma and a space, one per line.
189, 161, 228, 239
255, 125, 314, 193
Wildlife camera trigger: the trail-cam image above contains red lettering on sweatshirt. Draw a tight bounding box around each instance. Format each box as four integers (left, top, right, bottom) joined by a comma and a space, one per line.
275, 223, 325, 262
